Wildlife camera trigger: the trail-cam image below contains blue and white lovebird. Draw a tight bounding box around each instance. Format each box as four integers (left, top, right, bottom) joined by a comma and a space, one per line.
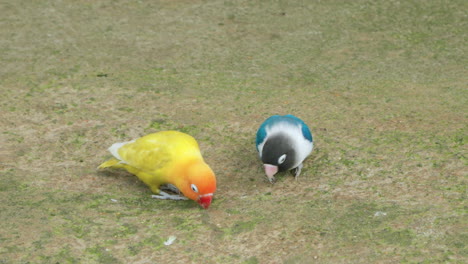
255, 115, 313, 182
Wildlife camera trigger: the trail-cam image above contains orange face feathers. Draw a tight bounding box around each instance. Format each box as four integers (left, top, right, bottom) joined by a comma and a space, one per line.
176, 160, 217, 209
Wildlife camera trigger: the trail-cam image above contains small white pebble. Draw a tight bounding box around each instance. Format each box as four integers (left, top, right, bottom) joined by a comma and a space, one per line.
110, 199, 118, 202
374, 211, 387, 217
164, 236, 177, 246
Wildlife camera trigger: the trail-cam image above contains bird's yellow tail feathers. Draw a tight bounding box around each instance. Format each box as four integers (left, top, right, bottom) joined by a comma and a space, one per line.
97, 158, 122, 169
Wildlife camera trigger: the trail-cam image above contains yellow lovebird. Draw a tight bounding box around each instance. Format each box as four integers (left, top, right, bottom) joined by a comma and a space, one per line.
98, 131, 216, 209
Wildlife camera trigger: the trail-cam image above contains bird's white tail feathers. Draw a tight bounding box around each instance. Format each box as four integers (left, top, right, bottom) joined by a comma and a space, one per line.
108, 139, 135, 163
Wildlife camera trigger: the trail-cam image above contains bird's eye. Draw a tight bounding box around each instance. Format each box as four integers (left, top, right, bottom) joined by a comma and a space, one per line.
191, 184, 199, 193
278, 154, 287, 164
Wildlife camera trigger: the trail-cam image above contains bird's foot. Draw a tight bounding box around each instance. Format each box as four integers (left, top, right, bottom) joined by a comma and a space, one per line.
160, 184, 182, 194
291, 163, 303, 179
151, 191, 188, 200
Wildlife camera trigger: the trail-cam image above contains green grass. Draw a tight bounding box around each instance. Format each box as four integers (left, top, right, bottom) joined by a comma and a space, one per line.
1, 0, 466, 263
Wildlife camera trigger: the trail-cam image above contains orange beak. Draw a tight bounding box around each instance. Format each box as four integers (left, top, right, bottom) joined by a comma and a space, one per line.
197, 194, 213, 209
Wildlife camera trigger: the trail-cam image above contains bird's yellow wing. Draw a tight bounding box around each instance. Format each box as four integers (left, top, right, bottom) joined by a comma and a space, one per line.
116, 136, 172, 173
115, 131, 201, 174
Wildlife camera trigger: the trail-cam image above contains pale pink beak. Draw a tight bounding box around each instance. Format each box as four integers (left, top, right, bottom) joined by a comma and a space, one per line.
197, 194, 213, 209
264, 164, 278, 180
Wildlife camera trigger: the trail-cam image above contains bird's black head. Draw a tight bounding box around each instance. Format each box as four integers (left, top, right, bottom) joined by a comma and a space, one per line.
261, 133, 296, 172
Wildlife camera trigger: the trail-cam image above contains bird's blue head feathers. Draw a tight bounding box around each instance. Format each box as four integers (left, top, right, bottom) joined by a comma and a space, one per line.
255, 115, 312, 151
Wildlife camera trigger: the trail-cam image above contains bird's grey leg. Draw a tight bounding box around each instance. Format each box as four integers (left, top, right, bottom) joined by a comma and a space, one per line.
151, 191, 188, 200
160, 184, 181, 194
291, 163, 303, 179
